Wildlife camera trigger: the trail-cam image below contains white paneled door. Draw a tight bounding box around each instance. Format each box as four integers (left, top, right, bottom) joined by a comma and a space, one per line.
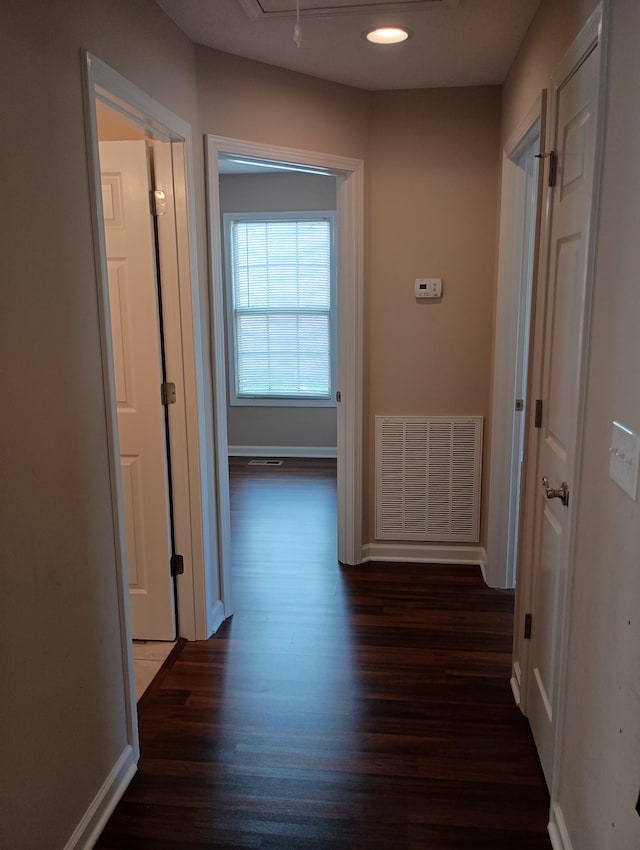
100, 140, 176, 641
526, 36, 600, 786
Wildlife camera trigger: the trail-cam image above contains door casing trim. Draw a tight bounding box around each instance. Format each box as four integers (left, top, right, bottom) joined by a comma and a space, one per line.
487, 94, 545, 591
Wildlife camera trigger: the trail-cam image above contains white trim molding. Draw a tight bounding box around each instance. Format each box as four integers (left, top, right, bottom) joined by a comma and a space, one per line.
548, 803, 574, 850
479, 549, 488, 584
206, 136, 364, 612
209, 599, 226, 637
228, 445, 338, 458
510, 658, 522, 707
63, 746, 136, 850
486, 93, 544, 591
362, 543, 487, 567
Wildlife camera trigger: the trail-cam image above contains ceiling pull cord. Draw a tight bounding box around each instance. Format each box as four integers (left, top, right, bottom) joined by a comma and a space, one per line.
293, 0, 302, 48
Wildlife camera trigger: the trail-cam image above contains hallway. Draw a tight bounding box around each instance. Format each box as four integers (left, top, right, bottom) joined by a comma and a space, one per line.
96, 459, 550, 849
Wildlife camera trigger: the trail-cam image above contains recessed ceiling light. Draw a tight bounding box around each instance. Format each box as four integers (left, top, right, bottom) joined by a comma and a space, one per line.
365, 27, 411, 45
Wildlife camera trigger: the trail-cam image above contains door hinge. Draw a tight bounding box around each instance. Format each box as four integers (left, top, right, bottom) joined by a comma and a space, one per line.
534, 399, 543, 428
161, 382, 176, 406
548, 151, 558, 187
535, 150, 557, 187
524, 613, 532, 640
150, 188, 167, 217
515, 398, 524, 412
170, 554, 184, 577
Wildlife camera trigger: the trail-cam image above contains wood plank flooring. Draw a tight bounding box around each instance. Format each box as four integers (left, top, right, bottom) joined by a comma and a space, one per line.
96, 458, 550, 849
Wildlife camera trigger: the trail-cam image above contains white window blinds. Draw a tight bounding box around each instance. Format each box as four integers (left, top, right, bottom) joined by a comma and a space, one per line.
229, 217, 334, 400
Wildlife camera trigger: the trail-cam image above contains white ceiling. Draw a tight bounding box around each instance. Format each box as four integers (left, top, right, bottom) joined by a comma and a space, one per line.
156, 0, 540, 91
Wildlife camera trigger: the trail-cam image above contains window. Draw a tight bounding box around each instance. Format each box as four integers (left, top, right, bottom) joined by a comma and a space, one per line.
225, 212, 336, 406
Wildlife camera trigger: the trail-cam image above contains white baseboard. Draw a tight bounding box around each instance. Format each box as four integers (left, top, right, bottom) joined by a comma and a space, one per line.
479, 550, 488, 583
513, 659, 522, 687
510, 674, 521, 707
362, 542, 487, 567
548, 802, 574, 850
63, 745, 137, 850
228, 445, 337, 459
208, 599, 226, 637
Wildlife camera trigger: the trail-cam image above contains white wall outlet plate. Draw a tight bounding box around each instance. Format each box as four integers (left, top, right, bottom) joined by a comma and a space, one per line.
609, 420, 640, 500
415, 278, 442, 299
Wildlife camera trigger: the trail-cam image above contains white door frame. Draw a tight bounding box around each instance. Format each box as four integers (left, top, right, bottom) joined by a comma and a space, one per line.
510, 3, 607, 833
82, 55, 218, 723
206, 136, 364, 614
486, 95, 545, 593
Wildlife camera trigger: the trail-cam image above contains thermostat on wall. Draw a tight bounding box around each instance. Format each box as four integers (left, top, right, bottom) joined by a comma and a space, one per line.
415, 278, 442, 299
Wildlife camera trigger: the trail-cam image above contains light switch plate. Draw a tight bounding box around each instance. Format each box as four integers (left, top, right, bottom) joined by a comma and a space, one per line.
609, 421, 640, 500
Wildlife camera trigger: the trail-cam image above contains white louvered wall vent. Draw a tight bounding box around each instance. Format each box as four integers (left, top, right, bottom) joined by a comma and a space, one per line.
375, 416, 483, 543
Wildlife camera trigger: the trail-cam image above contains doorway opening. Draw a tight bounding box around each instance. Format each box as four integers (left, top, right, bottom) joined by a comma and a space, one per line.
96, 101, 187, 697
217, 154, 341, 620
206, 137, 365, 619
83, 53, 217, 757
96, 102, 178, 646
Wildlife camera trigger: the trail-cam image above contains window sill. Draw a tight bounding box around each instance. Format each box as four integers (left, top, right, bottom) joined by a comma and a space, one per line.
230, 396, 337, 409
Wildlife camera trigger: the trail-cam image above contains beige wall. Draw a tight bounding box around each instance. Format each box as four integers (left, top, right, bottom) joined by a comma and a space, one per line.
197, 47, 371, 161
367, 86, 502, 541
198, 54, 502, 541
1, 1, 202, 848
220, 172, 337, 213
228, 406, 337, 450
505, 0, 640, 846
220, 172, 338, 450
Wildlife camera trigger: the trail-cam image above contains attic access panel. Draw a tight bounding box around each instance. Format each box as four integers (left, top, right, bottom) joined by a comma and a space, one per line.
239, 0, 459, 20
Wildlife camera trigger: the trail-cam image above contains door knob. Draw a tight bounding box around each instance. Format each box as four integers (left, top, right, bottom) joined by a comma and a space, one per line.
541, 476, 570, 507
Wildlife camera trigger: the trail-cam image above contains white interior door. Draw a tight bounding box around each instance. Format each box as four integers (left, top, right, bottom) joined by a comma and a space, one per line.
100, 140, 176, 641
526, 40, 600, 786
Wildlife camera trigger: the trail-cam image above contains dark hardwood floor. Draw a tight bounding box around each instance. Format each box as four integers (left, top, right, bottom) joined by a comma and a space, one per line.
96, 458, 550, 849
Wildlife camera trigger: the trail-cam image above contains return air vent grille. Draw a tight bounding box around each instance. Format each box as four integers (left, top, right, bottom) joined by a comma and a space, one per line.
375, 416, 483, 542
